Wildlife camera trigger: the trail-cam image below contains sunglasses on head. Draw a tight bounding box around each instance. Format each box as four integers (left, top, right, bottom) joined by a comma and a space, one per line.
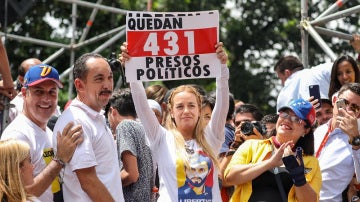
278, 111, 304, 125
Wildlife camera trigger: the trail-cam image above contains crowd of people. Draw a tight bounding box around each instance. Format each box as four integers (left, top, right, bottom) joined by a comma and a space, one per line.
1, 32, 360, 202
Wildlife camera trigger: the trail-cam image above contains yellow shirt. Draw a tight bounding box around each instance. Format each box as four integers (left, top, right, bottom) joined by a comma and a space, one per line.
224, 138, 322, 202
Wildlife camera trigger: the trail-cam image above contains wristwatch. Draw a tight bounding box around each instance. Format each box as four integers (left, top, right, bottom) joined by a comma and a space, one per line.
53, 155, 65, 167
352, 195, 360, 202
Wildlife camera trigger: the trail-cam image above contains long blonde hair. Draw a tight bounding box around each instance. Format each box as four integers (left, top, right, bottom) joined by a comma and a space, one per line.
0, 139, 31, 202
165, 85, 218, 168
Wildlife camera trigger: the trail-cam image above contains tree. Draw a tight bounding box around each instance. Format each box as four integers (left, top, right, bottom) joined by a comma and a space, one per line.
2, 0, 359, 113
222, 0, 359, 113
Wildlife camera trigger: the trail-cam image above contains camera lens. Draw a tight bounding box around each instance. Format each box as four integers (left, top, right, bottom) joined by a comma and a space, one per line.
107, 52, 121, 72
240, 122, 254, 136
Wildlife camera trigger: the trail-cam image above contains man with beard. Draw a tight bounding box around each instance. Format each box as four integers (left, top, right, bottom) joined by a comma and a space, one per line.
178, 151, 213, 199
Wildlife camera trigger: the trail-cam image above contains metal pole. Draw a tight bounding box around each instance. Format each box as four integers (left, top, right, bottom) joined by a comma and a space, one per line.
0, 32, 70, 48
44, 0, 103, 64
147, 0, 152, 11
73, 26, 124, 49
300, 0, 309, 68
315, 0, 347, 20
43, 48, 65, 64
311, 5, 360, 25
68, 2, 77, 100
92, 29, 125, 54
57, 0, 128, 15
59, 27, 126, 80
314, 27, 353, 41
3, 0, 7, 42
45, 27, 122, 65
303, 21, 337, 60
79, 0, 103, 42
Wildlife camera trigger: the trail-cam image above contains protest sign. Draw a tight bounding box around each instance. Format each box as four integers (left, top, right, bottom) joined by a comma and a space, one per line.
125, 10, 220, 82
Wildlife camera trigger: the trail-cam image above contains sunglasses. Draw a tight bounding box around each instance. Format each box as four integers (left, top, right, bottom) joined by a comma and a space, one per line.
279, 111, 304, 125
337, 98, 360, 113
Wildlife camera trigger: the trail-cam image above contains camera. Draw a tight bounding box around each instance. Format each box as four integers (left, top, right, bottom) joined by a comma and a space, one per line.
240, 121, 266, 136
107, 52, 127, 87
107, 52, 121, 72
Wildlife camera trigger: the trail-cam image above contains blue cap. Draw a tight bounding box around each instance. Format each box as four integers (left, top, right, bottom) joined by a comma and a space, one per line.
24, 64, 63, 88
279, 98, 316, 126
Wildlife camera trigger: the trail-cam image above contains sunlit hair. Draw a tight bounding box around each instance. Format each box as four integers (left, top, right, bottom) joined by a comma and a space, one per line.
145, 84, 169, 104
165, 85, 218, 167
0, 139, 33, 202
338, 82, 360, 97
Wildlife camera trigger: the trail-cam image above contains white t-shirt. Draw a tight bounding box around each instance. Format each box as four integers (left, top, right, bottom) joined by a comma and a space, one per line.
9, 92, 23, 122
130, 64, 229, 202
314, 121, 360, 202
53, 99, 124, 202
1, 114, 55, 202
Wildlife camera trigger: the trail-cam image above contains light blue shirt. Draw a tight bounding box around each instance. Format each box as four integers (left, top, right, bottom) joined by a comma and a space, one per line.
276, 62, 332, 111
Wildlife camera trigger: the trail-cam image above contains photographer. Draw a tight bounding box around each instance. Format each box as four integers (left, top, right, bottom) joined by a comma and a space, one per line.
219, 121, 266, 177
224, 98, 321, 202
220, 104, 263, 158
218, 104, 264, 201
219, 120, 266, 202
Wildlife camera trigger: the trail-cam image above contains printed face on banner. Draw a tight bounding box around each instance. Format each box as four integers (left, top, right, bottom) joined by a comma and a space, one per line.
125, 11, 220, 82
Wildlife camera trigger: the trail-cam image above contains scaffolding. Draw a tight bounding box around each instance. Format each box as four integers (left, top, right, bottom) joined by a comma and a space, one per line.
300, 0, 360, 68
0, 0, 129, 100
1, 0, 360, 95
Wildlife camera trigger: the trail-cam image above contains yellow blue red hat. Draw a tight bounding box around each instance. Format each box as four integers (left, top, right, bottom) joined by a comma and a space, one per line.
279, 98, 316, 126
24, 64, 63, 88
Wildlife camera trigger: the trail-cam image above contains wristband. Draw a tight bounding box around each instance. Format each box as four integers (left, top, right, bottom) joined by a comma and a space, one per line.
282, 147, 306, 187
53, 155, 65, 167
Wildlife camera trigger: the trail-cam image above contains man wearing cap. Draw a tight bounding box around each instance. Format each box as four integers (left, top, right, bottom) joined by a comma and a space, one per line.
1, 64, 83, 202
53, 53, 124, 202
314, 83, 360, 202
9, 58, 42, 122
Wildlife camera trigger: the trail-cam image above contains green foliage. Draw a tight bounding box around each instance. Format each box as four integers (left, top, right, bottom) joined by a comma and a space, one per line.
3, 0, 359, 115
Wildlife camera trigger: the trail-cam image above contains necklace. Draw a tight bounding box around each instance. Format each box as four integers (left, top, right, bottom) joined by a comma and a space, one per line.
185, 139, 195, 154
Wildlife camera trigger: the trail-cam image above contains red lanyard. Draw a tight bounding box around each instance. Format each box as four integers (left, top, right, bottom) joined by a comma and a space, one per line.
272, 136, 281, 149
315, 125, 333, 158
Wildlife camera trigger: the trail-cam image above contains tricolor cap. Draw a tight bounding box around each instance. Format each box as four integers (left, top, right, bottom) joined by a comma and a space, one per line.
24, 64, 63, 88
278, 98, 316, 126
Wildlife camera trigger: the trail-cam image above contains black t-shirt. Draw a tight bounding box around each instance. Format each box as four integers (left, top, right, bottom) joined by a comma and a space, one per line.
249, 167, 292, 202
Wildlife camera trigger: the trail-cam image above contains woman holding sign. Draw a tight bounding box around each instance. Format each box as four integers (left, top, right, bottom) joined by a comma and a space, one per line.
120, 42, 229, 201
